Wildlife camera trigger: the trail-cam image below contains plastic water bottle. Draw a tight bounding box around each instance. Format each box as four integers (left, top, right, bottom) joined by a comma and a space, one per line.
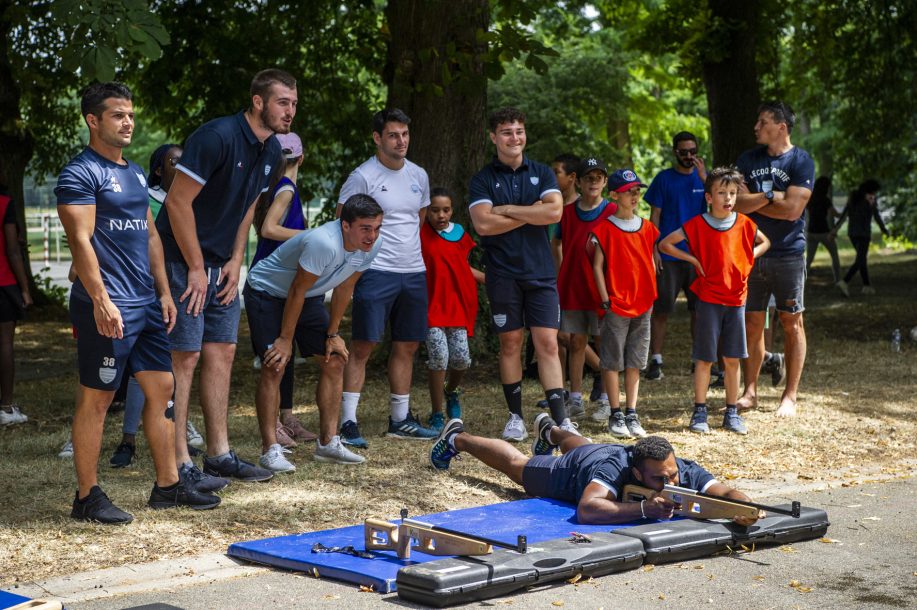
891, 328, 901, 353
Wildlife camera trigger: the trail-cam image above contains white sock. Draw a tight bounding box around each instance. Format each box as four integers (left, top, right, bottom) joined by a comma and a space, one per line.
652, 354, 662, 364
390, 393, 410, 422
341, 392, 360, 424
570, 392, 583, 401
599, 393, 608, 401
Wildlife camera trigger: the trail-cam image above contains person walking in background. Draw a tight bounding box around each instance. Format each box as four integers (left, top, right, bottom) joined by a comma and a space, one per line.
834, 179, 889, 296
805, 176, 841, 283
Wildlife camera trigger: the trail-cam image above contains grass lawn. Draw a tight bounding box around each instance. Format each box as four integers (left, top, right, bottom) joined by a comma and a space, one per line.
1, 245, 915, 585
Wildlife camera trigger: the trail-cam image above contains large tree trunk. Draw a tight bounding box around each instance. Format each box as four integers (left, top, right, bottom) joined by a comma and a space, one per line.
384, 0, 489, 226
701, 0, 761, 166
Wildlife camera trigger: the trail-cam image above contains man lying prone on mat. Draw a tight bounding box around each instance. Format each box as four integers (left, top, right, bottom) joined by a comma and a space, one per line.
430, 415, 760, 526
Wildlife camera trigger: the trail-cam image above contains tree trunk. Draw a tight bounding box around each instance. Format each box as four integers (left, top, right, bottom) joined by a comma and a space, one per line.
701, 0, 761, 167
384, 0, 490, 227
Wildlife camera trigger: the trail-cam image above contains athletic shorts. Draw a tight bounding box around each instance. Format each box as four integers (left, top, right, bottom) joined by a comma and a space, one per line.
746, 255, 806, 314
485, 274, 560, 333
692, 300, 747, 362
522, 444, 613, 503
351, 269, 428, 343
653, 259, 698, 314
244, 283, 328, 361
599, 310, 651, 372
167, 261, 241, 350
70, 295, 172, 391
560, 309, 599, 336
0, 285, 24, 323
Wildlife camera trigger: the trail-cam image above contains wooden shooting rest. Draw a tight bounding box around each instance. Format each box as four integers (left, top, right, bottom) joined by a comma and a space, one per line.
622, 484, 760, 521
364, 517, 493, 560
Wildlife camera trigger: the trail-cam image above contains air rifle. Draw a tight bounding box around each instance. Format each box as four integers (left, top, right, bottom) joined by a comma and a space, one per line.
622, 484, 801, 521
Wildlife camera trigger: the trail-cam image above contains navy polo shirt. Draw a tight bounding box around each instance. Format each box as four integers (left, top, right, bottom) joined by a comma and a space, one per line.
468, 155, 560, 279
157, 111, 282, 266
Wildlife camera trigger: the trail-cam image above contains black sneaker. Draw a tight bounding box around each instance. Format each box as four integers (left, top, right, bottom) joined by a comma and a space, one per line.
645, 360, 664, 381
179, 462, 230, 493
71, 486, 133, 524
589, 371, 604, 402
340, 420, 368, 448
709, 366, 725, 388
148, 482, 221, 510
770, 353, 787, 387
203, 450, 273, 482
109, 442, 135, 468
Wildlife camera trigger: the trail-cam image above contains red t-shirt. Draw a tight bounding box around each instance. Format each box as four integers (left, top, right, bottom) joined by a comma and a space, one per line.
683, 213, 758, 307
557, 199, 616, 311
0, 194, 16, 287
420, 222, 479, 335
590, 217, 659, 318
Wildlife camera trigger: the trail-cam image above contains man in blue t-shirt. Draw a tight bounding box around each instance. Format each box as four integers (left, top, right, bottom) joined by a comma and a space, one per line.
158, 69, 297, 488
735, 101, 815, 419
56, 82, 220, 524
430, 417, 760, 526
644, 131, 708, 381
469, 108, 569, 443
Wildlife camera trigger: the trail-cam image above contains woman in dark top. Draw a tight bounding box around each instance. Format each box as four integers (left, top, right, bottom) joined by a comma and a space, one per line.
833, 179, 889, 296
805, 176, 841, 282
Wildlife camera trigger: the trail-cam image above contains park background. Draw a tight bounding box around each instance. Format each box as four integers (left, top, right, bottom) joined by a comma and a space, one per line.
0, 0, 915, 587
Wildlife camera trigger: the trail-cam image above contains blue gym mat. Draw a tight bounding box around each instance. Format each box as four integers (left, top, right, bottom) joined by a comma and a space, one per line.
228, 497, 657, 593
0, 590, 33, 609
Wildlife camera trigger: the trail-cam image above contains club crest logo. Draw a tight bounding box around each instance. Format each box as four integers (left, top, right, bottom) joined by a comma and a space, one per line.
264, 164, 272, 176
530, 176, 539, 185
411, 184, 420, 193
493, 314, 507, 327
109, 176, 122, 193
99, 367, 117, 384
622, 170, 637, 182
587, 158, 598, 166
135, 172, 147, 187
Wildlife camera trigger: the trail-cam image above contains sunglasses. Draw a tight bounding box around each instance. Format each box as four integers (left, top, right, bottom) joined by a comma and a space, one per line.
675, 148, 698, 157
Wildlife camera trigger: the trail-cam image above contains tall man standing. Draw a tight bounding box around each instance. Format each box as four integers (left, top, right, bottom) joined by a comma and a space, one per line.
57, 82, 219, 523
735, 101, 814, 418
644, 132, 707, 381
158, 69, 297, 487
469, 107, 573, 441
336, 109, 437, 447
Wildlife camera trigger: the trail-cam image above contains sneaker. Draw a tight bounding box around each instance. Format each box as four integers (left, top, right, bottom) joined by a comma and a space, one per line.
645, 360, 664, 381
259, 443, 297, 473
282, 415, 318, 442
59, 439, 74, 459
624, 413, 647, 438
0, 405, 27, 426
71, 486, 133, 524
203, 450, 274, 482
428, 412, 445, 432
589, 372, 604, 402
445, 387, 463, 420
722, 411, 748, 435
502, 413, 528, 442
567, 396, 585, 418
340, 420, 368, 448
609, 412, 631, 438
148, 482, 220, 510
109, 442, 135, 468
179, 462, 229, 493
186, 421, 205, 450
559, 418, 582, 436
315, 435, 366, 464
862, 285, 876, 295
253, 355, 262, 370
108, 400, 125, 414
689, 407, 710, 434
709, 367, 725, 388
591, 399, 611, 422
430, 418, 463, 470
770, 352, 786, 387
836, 279, 850, 297
275, 420, 298, 449
531, 413, 557, 456
387, 411, 439, 439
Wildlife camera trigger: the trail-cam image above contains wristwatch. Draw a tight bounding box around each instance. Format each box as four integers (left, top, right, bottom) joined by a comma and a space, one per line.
601, 301, 611, 311
764, 190, 774, 202
326, 333, 339, 339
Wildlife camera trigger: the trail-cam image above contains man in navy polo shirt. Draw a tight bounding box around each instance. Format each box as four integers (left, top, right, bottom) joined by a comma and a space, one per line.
735, 101, 815, 419
469, 107, 573, 442
158, 69, 297, 487
57, 82, 220, 523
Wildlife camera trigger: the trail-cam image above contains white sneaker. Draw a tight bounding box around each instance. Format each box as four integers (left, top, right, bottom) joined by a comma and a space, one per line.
566, 397, 585, 418
186, 419, 205, 449
253, 356, 262, 370
259, 443, 296, 472
314, 435, 366, 464
609, 412, 632, 438
559, 418, 582, 436
625, 413, 648, 438
591, 399, 611, 422
502, 413, 528, 442
836, 279, 850, 297
59, 438, 74, 459
0, 405, 28, 426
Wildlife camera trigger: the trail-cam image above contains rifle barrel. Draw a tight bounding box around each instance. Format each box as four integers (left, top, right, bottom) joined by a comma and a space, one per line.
669, 486, 801, 518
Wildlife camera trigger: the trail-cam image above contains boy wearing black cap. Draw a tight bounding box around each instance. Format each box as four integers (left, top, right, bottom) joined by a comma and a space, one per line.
590, 170, 658, 439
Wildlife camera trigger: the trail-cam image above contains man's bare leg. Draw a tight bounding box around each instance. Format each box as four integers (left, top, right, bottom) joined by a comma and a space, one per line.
453, 432, 530, 484
199, 341, 235, 457
497, 329, 524, 384
134, 370, 179, 487
389, 340, 418, 395
72, 386, 116, 498
255, 365, 284, 452
531, 326, 563, 389
568, 333, 588, 395
171, 350, 200, 464
342, 339, 375, 393
776, 311, 806, 418
315, 354, 345, 445
739, 311, 766, 411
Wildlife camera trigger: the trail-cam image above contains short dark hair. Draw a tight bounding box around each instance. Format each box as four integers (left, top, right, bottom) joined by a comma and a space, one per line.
430, 187, 453, 201
758, 101, 796, 133
488, 107, 526, 132
80, 82, 132, 118
859, 178, 881, 194
704, 166, 744, 194
553, 153, 581, 175
340, 193, 383, 223
148, 143, 182, 188
372, 108, 411, 134
250, 69, 297, 104
672, 131, 697, 148
633, 436, 674, 467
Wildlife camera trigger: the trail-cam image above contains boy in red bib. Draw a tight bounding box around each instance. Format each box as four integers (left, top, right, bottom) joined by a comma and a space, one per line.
659, 167, 770, 434
590, 170, 658, 439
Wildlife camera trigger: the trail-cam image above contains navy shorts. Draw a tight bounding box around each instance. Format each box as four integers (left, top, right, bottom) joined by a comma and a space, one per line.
485, 274, 560, 333
692, 300, 747, 362
351, 269, 428, 342
0, 285, 24, 323
522, 444, 612, 503
653, 259, 698, 314
70, 295, 172, 391
244, 283, 327, 359
166, 261, 241, 351
746, 255, 806, 314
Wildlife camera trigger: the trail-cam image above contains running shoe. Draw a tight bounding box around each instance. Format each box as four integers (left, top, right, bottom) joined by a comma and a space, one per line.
625, 413, 647, 438
148, 482, 220, 510
430, 418, 464, 470
645, 360, 664, 381
186, 421, 205, 450
689, 407, 710, 434
259, 443, 297, 473
71, 486, 133, 524
567, 396, 585, 418
445, 387, 463, 420
179, 462, 229, 493
315, 436, 366, 464
340, 420, 368, 448
428, 412, 445, 432
502, 413, 528, 442
591, 399, 611, 422
109, 442, 135, 468
531, 413, 557, 456
609, 412, 631, 438
203, 450, 274, 482
722, 411, 748, 435
387, 412, 439, 439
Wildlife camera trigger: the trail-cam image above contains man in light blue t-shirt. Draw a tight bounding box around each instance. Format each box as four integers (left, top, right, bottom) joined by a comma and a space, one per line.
244, 195, 383, 469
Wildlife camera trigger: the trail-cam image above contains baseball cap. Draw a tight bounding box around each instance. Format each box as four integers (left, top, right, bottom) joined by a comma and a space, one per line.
579, 157, 608, 176
608, 169, 648, 193
276, 132, 303, 159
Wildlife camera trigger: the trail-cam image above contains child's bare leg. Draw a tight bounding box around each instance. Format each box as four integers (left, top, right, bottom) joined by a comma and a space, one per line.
723, 357, 740, 405
623, 367, 640, 409
602, 369, 620, 409
428, 369, 446, 414
693, 360, 713, 404
446, 369, 465, 394
568, 333, 587, 394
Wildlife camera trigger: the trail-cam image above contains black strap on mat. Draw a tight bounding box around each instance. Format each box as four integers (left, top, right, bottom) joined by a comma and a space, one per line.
311, 542, 376, 559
